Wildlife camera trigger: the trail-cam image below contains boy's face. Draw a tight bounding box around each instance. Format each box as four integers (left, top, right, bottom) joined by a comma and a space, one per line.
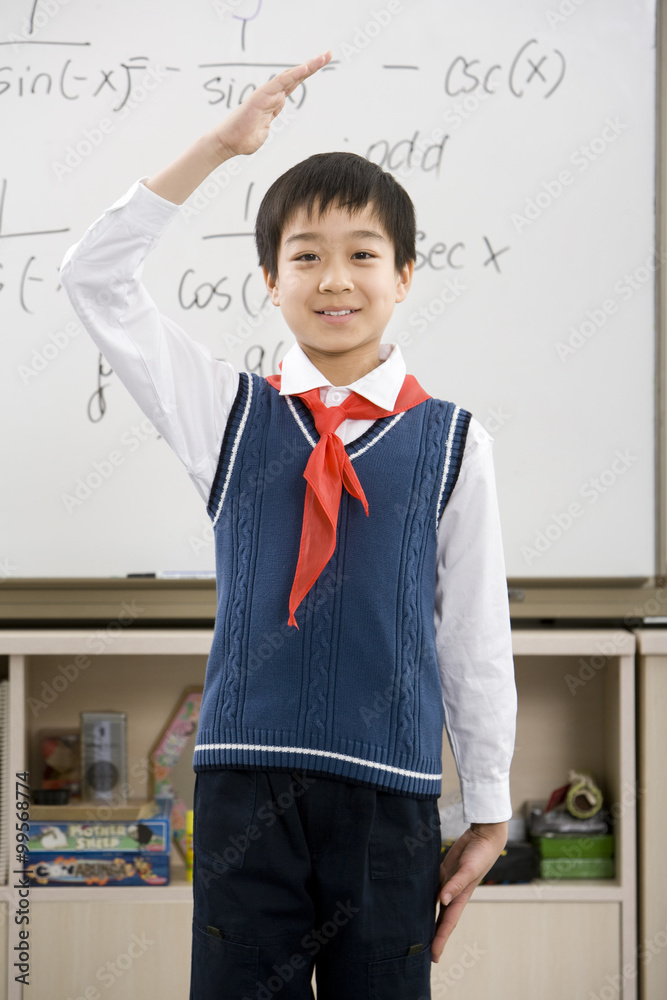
262, 201, 413, 361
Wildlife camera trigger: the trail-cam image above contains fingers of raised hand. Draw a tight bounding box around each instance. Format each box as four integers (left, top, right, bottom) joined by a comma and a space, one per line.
279, 50, 332, 96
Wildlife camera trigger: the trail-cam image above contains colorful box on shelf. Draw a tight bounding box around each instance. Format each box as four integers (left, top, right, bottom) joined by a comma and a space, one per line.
532, 833, 615, 879
28, 797, 171, 853
25, 850, 171, 886
539, 857, 615, 879
25, 796, 173, 887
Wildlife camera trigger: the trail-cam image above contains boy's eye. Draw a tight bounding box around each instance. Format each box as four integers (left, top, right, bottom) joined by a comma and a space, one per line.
293, 251, 376, 262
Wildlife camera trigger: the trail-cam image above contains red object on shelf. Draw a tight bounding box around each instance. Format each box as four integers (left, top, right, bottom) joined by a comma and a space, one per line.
544, 782, 570, 813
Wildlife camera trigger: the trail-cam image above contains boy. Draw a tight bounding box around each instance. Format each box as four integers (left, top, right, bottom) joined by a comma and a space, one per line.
60, 51, 517, 1000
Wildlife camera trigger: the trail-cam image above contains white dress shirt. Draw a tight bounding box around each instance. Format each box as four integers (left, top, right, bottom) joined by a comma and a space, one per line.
59, 177, 517, 823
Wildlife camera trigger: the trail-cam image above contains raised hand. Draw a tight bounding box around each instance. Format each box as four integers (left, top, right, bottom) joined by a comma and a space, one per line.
144, 50, 332, 205
214, 51, 333, 159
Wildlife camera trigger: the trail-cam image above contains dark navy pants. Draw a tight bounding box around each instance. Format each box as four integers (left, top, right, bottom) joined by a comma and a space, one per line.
189, 768, 442, 1000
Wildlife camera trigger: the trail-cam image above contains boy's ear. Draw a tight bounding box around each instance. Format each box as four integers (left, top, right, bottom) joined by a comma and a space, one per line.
262, 265, 280, 305
395, 259, 414, 304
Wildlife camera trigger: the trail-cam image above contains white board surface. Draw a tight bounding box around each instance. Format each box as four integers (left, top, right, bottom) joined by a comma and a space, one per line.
0, 0, 657, 578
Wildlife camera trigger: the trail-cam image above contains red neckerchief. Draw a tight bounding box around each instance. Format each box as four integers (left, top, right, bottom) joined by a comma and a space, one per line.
266, 365, 431, 628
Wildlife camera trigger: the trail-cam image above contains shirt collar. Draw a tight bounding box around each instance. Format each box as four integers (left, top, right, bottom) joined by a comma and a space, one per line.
277, 341, 407, 410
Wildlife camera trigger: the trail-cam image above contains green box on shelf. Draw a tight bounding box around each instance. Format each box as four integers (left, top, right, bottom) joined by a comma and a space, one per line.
539, 857, 615, 879
533, 834, 614, 859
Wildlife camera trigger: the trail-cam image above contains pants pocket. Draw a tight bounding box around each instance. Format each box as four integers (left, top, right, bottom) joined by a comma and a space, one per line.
368, 945, 432, 999
369, 794, 441, 879
190, 919, 258, 1000
193, 769, 258, 872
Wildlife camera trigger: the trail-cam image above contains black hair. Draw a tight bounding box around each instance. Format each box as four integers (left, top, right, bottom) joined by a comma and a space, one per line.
255, 151, 416, 279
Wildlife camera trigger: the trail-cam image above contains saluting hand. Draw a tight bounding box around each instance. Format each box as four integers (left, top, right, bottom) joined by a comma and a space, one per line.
214, 50, 333, 160
144, 50, 332, 206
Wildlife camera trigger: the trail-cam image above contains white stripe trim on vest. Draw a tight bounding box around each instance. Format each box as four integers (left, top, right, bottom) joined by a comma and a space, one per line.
286, 395, 406, 460
194, 742, 442, 782
348, 411, 405, 460
435, 404, 462, 527
212, 372, 254, 526
286, 395, 317, 448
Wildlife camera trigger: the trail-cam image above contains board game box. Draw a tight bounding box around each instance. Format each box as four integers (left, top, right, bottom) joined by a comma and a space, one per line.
26, 851, 170, 886
28, 797, 172, 854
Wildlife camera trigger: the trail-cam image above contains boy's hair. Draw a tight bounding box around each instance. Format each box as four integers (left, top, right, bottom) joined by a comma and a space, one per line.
255, 151, 416, 279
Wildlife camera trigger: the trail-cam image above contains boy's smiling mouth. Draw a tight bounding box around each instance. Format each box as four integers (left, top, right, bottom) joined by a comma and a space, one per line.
316, 309, 359, 315
314, 308, 361, 324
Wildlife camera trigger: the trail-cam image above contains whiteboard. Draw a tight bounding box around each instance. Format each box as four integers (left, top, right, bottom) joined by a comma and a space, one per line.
0, 0, 656, 579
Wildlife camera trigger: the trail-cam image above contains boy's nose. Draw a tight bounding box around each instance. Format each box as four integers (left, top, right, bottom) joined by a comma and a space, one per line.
319, 266, 353, 294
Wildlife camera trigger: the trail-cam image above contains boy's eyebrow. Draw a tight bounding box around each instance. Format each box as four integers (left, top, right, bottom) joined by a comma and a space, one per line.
284, 229, 388, 245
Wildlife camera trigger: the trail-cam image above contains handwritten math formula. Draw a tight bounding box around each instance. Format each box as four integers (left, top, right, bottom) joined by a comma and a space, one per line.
1, 0, 568, 420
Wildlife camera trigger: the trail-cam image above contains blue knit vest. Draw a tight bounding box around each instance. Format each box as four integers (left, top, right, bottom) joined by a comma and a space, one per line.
193, 372, 471, 799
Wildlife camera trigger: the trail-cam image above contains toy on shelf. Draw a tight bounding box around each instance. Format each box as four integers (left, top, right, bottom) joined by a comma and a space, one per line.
37, 731, 81, 798
25, 797, 173, 887
527, 770, 615, 879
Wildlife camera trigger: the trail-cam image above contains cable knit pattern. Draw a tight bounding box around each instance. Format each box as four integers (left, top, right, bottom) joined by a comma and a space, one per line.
397, 418, 431, 751
304, 556, 338, 737
219, 489, 254, 721
209, 374, 258, 723
197, 372, 471, 799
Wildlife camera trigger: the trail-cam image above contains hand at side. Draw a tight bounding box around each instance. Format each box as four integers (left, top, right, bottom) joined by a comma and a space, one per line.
431, 820, 508, 964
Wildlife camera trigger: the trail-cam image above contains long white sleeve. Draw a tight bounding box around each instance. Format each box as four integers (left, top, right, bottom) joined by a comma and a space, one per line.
59, 177, 239, 503
434, 418, 517, 823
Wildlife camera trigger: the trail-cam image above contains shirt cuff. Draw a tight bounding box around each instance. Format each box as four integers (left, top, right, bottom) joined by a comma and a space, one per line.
104, 176, 181, 237
460, 778, 513, 824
